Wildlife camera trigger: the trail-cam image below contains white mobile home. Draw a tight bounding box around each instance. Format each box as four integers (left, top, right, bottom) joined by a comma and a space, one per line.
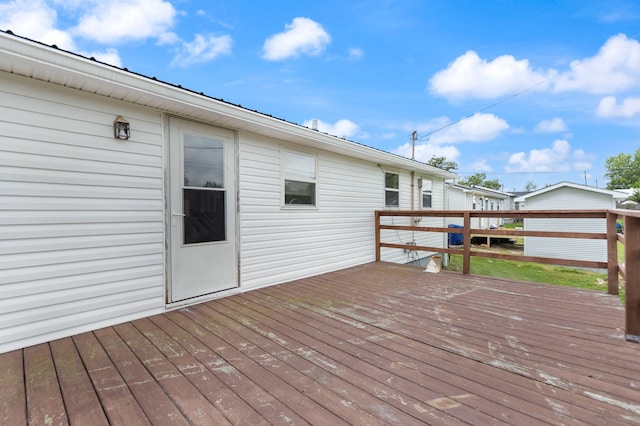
0, 32, 456, 353
514, 182, 626, 264
445, 184, 511, 229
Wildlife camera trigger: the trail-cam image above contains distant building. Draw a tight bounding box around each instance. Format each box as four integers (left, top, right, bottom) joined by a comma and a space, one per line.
446, 184, 512, 228
514, 182, 627, 264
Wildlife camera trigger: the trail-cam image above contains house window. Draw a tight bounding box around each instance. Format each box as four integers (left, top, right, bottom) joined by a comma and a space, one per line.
283, 150, 316, 206
421, 179, 433, 209
385, 172, 399, 207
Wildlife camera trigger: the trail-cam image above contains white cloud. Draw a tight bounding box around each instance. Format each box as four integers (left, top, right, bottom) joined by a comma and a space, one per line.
553, 34, 640, 94
596, 96, 640, 118
74, 0, 177, 44
0, 0, 123, 66
348, 47, 364, 61
393, 142, 461, 163
429, 50, 552, 100
429, 113, 509, 144
262, 17, 331, 61
85, 48, 122, 67
0, 0, 76, 50
430, 34, 640, 102
157, 32, 180, 45
469, 160, 493, 172
535, 118, 568, 133
170, 34, 232, 67
304, 118, 363, 139
506, 139, 592, 173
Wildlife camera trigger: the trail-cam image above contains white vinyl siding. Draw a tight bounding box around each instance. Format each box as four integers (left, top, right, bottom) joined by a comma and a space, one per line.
239, 133, 380, 289
0, 74, 165, 353
379, 173, 446, 264
523, 187, 615, 264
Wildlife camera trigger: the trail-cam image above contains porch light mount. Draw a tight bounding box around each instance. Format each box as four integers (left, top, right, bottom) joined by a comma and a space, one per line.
113, 115, 130, 140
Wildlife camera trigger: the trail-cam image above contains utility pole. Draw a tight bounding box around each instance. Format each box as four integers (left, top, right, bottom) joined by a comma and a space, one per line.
411, 130, 417, 160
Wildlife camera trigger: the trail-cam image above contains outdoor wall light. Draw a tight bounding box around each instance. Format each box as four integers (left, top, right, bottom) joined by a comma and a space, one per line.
113, 116, 130, 140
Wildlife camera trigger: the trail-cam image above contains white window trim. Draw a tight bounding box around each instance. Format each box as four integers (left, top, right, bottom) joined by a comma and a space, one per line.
421, 178, 433, 209
281, 147, 318, 209
384, 171, 400, 208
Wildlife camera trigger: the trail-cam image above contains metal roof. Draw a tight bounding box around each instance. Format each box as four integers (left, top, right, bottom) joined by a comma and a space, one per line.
514, 181, 628, 202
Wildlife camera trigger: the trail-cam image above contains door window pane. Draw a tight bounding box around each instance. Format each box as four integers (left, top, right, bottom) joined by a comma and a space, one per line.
184, 134, 224, 188
183, 189, 226, 244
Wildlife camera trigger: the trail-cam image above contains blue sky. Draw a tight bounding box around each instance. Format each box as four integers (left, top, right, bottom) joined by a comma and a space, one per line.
2, 0, 640, 191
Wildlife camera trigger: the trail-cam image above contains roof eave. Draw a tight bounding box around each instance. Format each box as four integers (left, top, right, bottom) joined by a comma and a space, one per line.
0, 31, 458, 179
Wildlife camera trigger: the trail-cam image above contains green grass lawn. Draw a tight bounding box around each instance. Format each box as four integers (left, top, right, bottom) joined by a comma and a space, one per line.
444, 254, 609, 291
445, 220, 626, 300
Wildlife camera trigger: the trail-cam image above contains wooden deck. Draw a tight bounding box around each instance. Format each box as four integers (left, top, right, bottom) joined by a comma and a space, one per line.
2, 262, 639, 425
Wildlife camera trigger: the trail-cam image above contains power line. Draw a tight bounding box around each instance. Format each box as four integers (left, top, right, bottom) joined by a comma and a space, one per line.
413, 78, 548, 143
457, 170, 580, 175
409, 33, 636, 143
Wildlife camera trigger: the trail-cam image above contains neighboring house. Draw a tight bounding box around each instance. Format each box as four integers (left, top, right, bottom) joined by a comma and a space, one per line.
615, 188, 640, 210
0, 31, 457, 353
445, 184, 511, 229
514, 182, 627, 265
509, 191, 531, 211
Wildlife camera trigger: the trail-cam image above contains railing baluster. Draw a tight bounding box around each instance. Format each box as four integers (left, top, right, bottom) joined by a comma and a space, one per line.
374, 208, 639, 342
375, 210, 381, 262
607, 211, 619, 295
625, 214, 640, 342
463, 211, 471, 275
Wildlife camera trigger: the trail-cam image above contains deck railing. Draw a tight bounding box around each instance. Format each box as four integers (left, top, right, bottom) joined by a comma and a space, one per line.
375, 209, 640, 342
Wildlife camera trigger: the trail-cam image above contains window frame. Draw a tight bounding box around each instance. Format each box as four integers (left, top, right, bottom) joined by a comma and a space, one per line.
384, 171, 400, 208
421, 178, 433, 209
281, 148, 318, 208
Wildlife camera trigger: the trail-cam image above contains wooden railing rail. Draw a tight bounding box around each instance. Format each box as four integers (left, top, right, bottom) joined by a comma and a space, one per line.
374, 209, 640, 342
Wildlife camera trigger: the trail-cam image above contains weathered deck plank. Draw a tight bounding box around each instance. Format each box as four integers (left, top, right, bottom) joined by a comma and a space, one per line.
132, 316, 269, 426
0, 350, 26, 426
244, 280, 589, 424
24, 344, 68, 425
72, 332, 150, 425
49, 338, 109, 425
1, 262, 639, 425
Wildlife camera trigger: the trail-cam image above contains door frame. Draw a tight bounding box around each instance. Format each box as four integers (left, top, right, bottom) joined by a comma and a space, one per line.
164, 115, 241, 307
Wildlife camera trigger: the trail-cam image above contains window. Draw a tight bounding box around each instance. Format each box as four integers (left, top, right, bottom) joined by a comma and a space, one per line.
385, 172, 399, 207
421, 179, 433, 209
283, 150, 316, 206
183, 133, 226, 244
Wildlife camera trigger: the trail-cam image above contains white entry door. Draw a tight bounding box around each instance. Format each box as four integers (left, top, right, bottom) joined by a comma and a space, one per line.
169, 117, 237, 302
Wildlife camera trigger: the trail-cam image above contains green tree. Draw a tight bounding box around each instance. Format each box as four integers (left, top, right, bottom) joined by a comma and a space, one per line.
525, 181, 537, 191
426, 155, 458, 172
458, 173, 502, 191
605, 149, 640, 190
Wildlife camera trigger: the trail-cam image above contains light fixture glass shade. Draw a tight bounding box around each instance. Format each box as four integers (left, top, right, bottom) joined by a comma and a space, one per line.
113, 116, 130, 140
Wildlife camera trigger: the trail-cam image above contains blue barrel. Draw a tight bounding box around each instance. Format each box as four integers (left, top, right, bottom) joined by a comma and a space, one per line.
448, 224, 463, 246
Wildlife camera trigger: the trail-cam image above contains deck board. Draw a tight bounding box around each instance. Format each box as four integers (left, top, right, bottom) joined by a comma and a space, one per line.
24, 344, 68, 425
0, 350, 26, 426
49, 338, 109, 425
2, 262, 639, 425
